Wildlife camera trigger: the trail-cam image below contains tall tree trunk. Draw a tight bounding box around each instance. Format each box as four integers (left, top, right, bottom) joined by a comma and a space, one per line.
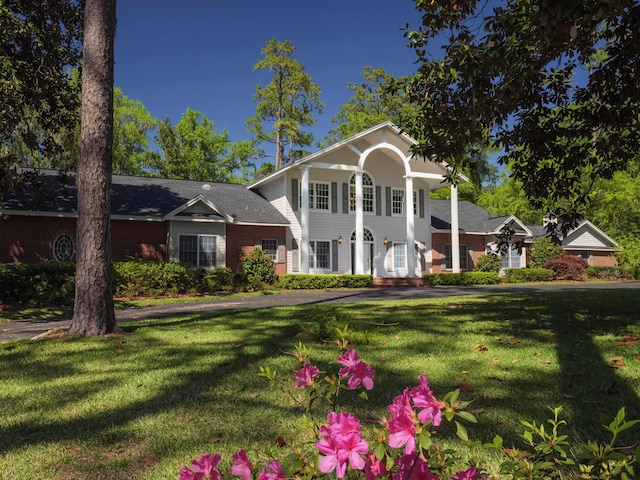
69, 0, 117, 337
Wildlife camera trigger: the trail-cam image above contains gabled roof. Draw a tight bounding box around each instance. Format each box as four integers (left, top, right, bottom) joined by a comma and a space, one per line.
430, 199, 530, 235
1, 170, 289, 226
527, 220, 617, 250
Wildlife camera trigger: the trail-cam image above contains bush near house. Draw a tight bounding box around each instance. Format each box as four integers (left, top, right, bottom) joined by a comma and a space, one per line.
473, 253, 502, 273
277, 274, 372, 289
0, 261, 76, 306
423, 272, 500, 285
112, 260, 203, 298
240, 248, 276, 289
528, 236, 565, 268
503, 267, 556, 283
586, 265, 633, 280
544, 254, 589, 281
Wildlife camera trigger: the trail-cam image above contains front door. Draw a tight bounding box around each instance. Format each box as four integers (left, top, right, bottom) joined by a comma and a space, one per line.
351, 242, 374, 275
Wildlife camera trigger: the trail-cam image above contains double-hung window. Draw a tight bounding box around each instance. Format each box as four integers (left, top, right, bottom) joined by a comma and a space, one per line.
309, 240, 331, 270
393, 242, 407, 269
308, 182, 330, 211
501, 246, 522, 269
349, 173, 374, 213
179, 235, 217, 269
444, 244, 469, 270
391, 188, 404, 215
261, 239, 278, 261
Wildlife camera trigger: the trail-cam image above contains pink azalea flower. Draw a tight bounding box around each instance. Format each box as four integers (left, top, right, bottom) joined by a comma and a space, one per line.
317, 411, 369, 478
451, 467, 487, 480
392, 454, 439, 480
387, 408, 417, 455
411, 375, 443, 426
363, 451, 387, 480
337, 349, 375, 390
258, 460, 286, 480
231, 449, 252, 480
178, 465, 202, 480
191, 453, 221, 480
293, 362, 320, 389
337, 349, 362, 375
321, 411, 362, 436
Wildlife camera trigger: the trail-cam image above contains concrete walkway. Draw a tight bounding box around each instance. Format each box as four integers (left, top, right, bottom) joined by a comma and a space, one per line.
2, 282, 639, 342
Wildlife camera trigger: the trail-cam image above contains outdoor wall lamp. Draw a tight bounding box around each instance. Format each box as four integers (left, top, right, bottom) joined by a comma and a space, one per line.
383, 237, 388, 245
338, 235, 343, 244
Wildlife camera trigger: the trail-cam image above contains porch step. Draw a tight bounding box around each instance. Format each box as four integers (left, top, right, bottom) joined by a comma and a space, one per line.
372, 277, 424, 288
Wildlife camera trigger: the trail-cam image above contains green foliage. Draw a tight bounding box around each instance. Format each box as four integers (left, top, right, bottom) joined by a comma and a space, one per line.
528, 236, 566, 269
112, 260, 202, 298
240, 248, 276, 286
202, 267, 233, 292
616, 235, 640, 280
477, 171, 544, 225
544, 255, 589, 281
423, 272, 500, 285
277, 274, 372, 289
403, 0, 640, 230
473, 253, 502, 273
153, 108, 253, 182
585, 266, 632, 281
0, 262, 75, 306
246, 38, 324, 170
503, 268, 556, 283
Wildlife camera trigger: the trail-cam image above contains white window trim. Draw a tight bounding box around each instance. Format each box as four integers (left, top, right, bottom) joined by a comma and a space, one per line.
393, 242, 407, 270
349, 172, 375, 215
391, 188, 404, 216
179, 234, 218, 269
261, 239, 278, 261
52, 232, 75, 262
309, 239, 332, 271
305, 181, 331, 212
444, 244, 469, 271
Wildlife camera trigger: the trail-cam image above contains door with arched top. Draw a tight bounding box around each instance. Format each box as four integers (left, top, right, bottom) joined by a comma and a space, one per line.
350, 228, 375, 275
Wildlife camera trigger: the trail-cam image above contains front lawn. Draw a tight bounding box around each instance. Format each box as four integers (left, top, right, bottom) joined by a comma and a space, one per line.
1, 289, 639, 479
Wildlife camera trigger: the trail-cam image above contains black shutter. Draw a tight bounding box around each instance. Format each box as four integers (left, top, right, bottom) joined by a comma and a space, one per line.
332, 239, 338, 272
385, 187, 392, 216
291, 178, 299, 211
375, 185, 382, 216
342, 182, 349, 214
331, 182, 338, 213
419, 189, 425, 218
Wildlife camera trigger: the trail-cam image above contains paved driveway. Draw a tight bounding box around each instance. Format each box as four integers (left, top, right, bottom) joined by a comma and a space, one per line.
2, 282, 639, 342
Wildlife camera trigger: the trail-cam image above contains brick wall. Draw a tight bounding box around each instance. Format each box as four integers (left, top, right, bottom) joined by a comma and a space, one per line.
431, 233, 490, 273
225, 224, 287, 274
111, 220, 167, 261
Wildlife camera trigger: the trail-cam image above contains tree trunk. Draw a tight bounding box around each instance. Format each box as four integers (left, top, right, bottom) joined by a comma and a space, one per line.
69, 0, 117, 337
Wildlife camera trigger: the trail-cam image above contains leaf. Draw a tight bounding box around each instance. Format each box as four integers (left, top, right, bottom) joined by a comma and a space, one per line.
474, 343, 488, 351
275, 436, 287, 447
455, 421, 469, 441
456, 410, 478, 423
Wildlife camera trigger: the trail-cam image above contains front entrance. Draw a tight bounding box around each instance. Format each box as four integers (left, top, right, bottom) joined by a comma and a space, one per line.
350, 228, 375, 275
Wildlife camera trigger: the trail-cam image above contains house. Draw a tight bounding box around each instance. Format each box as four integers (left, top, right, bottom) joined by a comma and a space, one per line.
0, 123, 617, 275
0, 172, 289, 274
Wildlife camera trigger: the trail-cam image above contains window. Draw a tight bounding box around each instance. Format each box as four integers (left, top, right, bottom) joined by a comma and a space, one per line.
261, 239, 278, 261
444, 245, 469, 270
309, 240, 331, 270
52, 233, 75, 262
349, 173, 374, 213
392, 188, 404, 215
308, 182, 330, 210
179, 235, 217, 269
393, 242, 407, 269
501, 245, 522, 269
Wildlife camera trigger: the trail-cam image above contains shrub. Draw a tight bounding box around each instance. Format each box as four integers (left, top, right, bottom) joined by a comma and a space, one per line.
0, 261, 75, 306
616, 235, 640, 279
277, 274, 372, 289
544, 255, 588, 281
528, 236, 565, 268
503, 267, 556, 283
585, 265, 632, 280
423, 272, 500, 286
240, 248, 275, 285
473, 253, 502, 273
203, 267, 233, 292
113, 260, 202, 298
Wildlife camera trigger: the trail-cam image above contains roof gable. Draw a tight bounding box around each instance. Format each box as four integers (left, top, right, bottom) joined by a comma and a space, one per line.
562, 221, 617, 250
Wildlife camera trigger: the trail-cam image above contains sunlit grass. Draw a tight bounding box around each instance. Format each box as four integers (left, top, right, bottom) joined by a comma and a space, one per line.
1, 289, 639, 479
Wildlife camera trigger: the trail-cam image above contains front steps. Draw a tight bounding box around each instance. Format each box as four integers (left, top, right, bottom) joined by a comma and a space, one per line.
372, 277, 424, 288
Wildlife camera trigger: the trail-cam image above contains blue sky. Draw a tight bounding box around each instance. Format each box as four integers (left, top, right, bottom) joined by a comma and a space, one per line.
114, 0, 423, 152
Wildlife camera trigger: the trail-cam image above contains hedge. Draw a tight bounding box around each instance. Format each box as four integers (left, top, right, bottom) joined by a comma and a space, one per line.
585, 265, 632, 280
112, 260, 203, 298
502, 267, 556, 283
0, 261, 76, 305
423, 272, 500, 286
277, 274, 372, 289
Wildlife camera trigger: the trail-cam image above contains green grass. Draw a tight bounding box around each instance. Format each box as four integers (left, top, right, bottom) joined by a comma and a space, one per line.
1, 289, 639, 479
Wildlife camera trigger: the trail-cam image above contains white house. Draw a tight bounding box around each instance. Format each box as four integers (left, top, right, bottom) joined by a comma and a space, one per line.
249, 122, 468, 278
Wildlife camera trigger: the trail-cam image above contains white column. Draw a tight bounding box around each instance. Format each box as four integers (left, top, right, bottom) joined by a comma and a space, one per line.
355, 171, 364, 274
300, 165, 310, 273
450, 184, 461, 273
405, 175, 416, 276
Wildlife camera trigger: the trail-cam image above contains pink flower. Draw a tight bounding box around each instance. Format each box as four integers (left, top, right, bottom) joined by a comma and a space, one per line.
392, 454, 439, 480
451, 467, 487, 480
337, 349, 375, 390
258, 460, 286, 480
411, 375, 443, 426
387, 390, 418, 454
293, 362, 320, 389
179, 453, 221, 480
317, 411, 369, 478
231, 449, 252, 480
363, 451, 387, 480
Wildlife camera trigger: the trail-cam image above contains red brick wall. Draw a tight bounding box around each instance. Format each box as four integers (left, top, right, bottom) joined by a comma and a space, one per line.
589, 252, 618, 267
0, 215, 167, 263
431, 233, 490, 273
225, 224, 287, 274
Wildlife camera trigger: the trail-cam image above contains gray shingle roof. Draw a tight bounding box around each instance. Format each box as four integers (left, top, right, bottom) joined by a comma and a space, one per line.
430, 199, 513, 233
2, 170, 289, 226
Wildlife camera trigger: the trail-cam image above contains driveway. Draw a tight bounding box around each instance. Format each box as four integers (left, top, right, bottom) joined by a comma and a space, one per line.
2, 282, 639, 342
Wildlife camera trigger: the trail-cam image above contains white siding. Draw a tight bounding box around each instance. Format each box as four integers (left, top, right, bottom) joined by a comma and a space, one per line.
168, 221, 226, 267
563, 228, 608, 249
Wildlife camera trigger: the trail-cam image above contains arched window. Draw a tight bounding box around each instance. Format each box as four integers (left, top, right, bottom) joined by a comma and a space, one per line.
349, 172, 374, 213
52, 233, 75, 262
350, 228, 374, 242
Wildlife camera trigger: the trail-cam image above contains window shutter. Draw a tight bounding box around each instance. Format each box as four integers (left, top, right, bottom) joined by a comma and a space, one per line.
291, 238, 299, 272
385, 187, 392, 216
375, 186, 382, 216
441, 244, 448, 269
255, 238, 262, 249
342, 183, 349, 213
385, 244, 393, 271
419, 189, 425, 218
291, 178, 299, 211
277, 238, 286, 263
332, 239, 338, 272
331, 182, 338, 213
